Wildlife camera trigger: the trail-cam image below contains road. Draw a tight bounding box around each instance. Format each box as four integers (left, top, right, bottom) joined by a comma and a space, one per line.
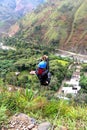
55, 49, 87, 63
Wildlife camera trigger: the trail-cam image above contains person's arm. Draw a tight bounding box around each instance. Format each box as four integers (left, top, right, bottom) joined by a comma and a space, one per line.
46, 58, 49, 71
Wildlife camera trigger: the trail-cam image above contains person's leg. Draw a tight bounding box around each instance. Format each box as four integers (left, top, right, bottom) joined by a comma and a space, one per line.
47, 72, 51, 84
38, 73, 51, 86
42, 74, 49, 85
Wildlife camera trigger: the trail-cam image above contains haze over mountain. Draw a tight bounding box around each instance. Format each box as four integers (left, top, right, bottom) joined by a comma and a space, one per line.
0, 0, 46, 36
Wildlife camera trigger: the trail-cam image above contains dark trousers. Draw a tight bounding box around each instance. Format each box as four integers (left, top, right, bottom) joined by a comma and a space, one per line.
37, 72, 51, 85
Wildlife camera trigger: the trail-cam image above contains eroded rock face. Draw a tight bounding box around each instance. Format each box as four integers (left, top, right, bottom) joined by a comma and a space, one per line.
8, 113, 37, 130
4, 113, 51, 130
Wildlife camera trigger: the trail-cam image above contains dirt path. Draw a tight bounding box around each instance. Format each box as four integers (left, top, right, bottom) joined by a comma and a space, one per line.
55, 49, 87, 61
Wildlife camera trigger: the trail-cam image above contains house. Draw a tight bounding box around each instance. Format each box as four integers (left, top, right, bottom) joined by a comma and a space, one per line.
62, 76, 81, 94
62, 85, 81, 95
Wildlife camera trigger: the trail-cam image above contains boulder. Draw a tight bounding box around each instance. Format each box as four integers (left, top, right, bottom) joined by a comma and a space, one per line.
38, 122, 51, 130
8, 113, 36, 130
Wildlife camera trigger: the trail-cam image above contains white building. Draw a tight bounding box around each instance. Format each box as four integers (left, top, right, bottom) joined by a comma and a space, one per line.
62, 86, 81, 94
62, 76, 81, 94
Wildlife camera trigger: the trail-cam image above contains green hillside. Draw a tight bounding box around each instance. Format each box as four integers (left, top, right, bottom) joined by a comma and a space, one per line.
8, 0, 87, 54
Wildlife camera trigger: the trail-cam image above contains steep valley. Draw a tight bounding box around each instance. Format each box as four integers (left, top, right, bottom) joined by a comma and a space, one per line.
5, 0, 87, 55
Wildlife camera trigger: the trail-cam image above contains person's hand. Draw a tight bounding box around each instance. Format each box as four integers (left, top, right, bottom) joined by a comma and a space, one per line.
30, 71, 36, 74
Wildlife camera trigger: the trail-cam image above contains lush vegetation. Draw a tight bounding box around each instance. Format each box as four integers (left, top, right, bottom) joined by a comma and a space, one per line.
0, 81, 87, 129
0, 45, 70, 91
0, 0, 87, 129
79, 64, 87, 93
0, 27, 87, 128
0, 41, 87, 129
6, 0, 87, 54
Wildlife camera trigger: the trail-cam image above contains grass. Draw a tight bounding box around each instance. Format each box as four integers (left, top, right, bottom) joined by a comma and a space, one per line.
0, 105, 8, 125
49, 10, 59, 20
50, 59, 69, 67
47, 101, 87, 130
41, 100, 87, 129
75, 0, 87, 21
45, 27, 58, 41
0, 81, 87, 130
57, 59, 69, 66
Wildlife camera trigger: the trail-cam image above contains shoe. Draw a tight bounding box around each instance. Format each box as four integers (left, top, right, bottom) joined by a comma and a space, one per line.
46, 81, 48, 84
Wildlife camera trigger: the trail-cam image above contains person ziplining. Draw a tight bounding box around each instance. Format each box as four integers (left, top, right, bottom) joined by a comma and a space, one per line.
30, 55, 51, 85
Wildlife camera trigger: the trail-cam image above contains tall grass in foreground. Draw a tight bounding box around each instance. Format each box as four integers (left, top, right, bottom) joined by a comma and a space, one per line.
0, 105, 8, 125
0, 87, 87, 129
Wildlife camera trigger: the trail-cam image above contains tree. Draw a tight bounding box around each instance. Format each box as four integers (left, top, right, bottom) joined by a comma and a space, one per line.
79, 75, 87, 93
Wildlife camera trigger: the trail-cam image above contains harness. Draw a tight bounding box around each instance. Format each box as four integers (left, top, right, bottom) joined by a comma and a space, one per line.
37, 68, 46, 75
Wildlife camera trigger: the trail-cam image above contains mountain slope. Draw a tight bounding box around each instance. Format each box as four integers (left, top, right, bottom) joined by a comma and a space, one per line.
0, 0, 46, 37
6, 0, 87, 54
64, 0, 87, 54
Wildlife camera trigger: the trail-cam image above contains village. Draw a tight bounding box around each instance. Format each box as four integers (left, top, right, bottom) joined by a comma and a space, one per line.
55, 62, 81, 100
55, 49, 86, 100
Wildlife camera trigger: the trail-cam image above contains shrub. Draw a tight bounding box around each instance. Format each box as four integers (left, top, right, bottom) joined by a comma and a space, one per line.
66, 70, 73, 80
49, 76, 61, 91
82, 64, 87, 72
79, 75, 87, 93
